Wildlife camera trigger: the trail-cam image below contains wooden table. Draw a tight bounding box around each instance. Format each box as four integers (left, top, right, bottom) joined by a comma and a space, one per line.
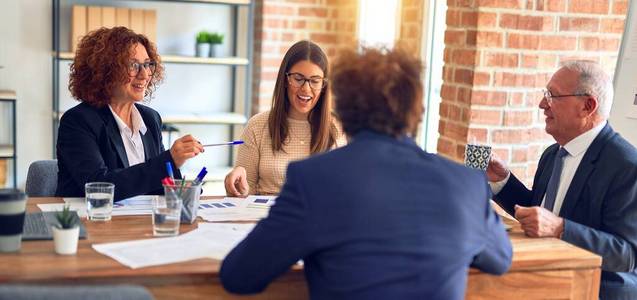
0, 197, 601, 299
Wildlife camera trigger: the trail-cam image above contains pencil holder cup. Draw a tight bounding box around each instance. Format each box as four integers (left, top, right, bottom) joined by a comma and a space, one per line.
163, 180, 202, 224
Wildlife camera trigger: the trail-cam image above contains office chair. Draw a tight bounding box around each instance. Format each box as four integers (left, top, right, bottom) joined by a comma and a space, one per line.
25, 160, 58, 197
0, 284, 154, 300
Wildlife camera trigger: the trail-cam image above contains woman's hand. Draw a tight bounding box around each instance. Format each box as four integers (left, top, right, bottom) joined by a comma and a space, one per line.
224, 166, 249, 197
169, 134, 204, 168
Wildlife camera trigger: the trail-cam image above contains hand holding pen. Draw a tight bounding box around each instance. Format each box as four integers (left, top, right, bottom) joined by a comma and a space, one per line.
170, 134, 204, 168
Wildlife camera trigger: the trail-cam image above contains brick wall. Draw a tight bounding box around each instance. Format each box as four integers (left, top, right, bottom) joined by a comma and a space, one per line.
439, 0, 627, 185
251, 0, 358, 114
398, 0, 425, 56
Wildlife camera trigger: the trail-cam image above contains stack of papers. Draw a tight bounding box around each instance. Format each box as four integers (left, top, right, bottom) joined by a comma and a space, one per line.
197, 195, 277, 222
92, 223, 255, 269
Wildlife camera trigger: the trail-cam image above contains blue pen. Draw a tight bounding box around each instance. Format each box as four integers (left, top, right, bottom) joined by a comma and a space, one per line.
202, 140, 244, 147
165, 162, 175, 184
192, 168, 208, 186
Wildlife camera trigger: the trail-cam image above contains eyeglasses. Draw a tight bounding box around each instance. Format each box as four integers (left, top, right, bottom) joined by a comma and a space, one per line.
128, 61, 157, 77
286, 72, 327, 90
543, 89, 589, 104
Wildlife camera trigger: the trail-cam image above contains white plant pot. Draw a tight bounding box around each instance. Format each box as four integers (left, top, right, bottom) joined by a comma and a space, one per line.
52, 226, 80, 255
196, 43, 211, 57
210, 44, 223, 57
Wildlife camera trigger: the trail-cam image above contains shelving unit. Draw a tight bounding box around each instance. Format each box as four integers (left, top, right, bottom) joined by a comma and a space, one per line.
51, 0, 254, 192
0, 90, 17, 188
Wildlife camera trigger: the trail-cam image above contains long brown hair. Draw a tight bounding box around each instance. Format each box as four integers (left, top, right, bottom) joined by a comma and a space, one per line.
268, 40, 337, 154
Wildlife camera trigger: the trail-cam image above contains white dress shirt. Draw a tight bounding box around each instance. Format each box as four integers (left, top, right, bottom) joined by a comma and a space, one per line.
109, 104, 147, 167
490, 121, 607, 215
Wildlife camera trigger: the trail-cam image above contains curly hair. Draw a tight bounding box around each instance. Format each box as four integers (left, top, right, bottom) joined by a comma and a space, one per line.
68, 27, 164, 107
331, 47, 424, 138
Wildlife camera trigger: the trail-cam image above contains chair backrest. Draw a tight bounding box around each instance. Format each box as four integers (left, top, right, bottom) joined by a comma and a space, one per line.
0, 284, 154, 300
25, 160, 58, 197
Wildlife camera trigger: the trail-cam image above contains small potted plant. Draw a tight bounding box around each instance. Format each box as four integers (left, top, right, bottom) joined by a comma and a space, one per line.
209, 32, 224, 57
195, 31, 210, 58
52, 205, 80, 255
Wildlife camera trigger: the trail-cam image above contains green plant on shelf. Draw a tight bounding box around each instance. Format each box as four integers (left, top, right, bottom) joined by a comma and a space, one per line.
196, 31, 210, 44
209, 32, 224, 45
55, 205, 79, 229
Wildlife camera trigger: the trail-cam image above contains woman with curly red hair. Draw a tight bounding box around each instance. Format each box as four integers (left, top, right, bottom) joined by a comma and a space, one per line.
56, 27, 203, 200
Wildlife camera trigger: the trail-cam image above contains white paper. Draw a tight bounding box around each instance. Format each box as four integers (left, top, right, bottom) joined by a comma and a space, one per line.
38, 196, 156, 217
92, 223, 255, 269
197, 195, 277, 222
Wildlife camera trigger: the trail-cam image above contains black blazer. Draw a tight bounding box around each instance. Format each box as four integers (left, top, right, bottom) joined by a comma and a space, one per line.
495, 124, 637, 300
221, 130, 512, 299
56, 102, 181, 201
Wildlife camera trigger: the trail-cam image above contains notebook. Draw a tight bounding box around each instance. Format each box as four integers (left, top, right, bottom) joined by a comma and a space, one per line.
22, 211, 87, 240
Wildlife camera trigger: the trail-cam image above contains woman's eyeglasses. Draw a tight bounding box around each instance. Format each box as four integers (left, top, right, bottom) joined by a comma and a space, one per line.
128, 61, 157, 77
286, 72, 326, 90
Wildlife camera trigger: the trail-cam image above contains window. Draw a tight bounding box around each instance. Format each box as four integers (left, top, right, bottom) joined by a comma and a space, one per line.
357, 0, 400, 48
420, 0, 446, 152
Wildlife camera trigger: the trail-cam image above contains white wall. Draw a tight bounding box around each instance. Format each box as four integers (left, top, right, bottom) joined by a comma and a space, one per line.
0, 0, 53, 188
610, 0, 637, 146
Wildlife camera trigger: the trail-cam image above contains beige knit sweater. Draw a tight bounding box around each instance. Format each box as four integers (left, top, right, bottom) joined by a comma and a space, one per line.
235, 111, 347, 195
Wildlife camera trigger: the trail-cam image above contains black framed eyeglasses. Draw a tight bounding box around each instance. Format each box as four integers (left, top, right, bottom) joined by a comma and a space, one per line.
543, 89, 589, 103
286, 72, 327, 90
128, 61, 157, 77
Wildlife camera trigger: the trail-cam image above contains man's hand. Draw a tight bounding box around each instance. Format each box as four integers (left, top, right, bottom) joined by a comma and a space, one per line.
487, 154, 510, 182
514, 205, 564, 238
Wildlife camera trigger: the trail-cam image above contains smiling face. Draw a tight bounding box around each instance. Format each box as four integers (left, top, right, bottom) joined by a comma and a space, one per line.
111, 43, 151, 104
286, 60, 325, 120
540, 67, 591, 145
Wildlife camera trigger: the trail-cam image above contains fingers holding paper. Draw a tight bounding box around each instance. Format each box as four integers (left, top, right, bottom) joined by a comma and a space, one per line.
225, 166, 249, 197
170, 134, 205, 168
514, 205, 564, 238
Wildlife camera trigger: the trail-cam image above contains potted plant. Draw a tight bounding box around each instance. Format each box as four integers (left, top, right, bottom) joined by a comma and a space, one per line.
52, 205, 80, 255
209, 32, 224, 57
195, 31, 210, 58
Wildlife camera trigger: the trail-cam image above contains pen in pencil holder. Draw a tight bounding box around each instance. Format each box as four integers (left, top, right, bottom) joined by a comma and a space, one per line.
162, 179, 202, 224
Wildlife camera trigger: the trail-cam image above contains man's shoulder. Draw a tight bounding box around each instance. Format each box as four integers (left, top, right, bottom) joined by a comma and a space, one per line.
602, 132, 637, 166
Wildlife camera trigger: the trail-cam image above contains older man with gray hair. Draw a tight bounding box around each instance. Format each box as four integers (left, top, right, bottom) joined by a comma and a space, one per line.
488, 60, 637, 299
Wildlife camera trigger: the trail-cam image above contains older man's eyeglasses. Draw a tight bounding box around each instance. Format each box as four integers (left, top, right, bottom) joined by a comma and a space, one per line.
286, 72, 326, 90
543, 89, 589, 104
128, 61, 157, 77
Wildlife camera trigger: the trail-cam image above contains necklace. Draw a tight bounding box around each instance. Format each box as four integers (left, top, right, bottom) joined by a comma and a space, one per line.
287, 120, 311, 146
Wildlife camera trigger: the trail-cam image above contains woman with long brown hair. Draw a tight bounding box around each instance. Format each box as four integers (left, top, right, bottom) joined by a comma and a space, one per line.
224, 40, 346, 196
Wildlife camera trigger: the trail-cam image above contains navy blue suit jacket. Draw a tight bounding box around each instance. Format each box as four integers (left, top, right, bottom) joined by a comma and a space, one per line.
495, 124, 637, 300
56, 102, 180, 201
221, 130, 512, 299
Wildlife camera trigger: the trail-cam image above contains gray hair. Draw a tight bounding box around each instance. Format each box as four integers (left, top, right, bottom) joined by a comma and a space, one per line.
561, 60, 613, 119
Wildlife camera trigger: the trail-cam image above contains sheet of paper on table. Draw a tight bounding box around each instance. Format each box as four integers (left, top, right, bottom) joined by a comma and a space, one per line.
37, 195, 156, 217
92, 223, 256, 269
197, 195, 277, 222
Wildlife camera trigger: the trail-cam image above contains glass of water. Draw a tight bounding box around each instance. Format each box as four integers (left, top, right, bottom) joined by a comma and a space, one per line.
85, 182, 115, 221
153, 190, 182, 237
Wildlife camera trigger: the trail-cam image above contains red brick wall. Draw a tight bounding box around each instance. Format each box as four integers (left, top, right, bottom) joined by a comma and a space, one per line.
398, 0, 425, 56
440, 0, 627, 185
251, 0, 358, 114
